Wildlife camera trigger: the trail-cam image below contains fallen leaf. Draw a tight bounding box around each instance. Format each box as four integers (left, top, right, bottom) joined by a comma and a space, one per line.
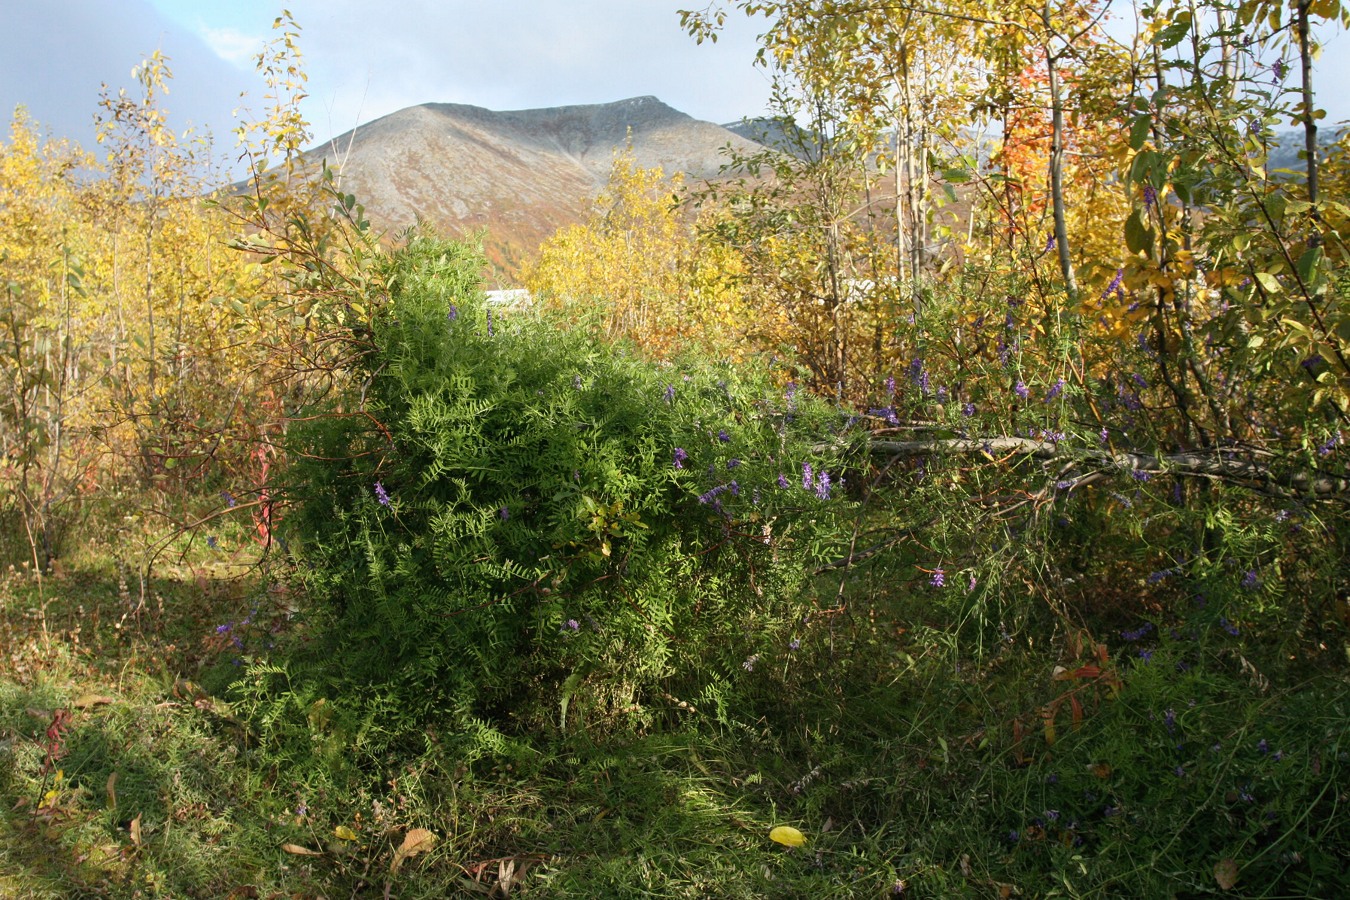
389, 827, 437, 874
1214, 858, 1239, 890
769, 825, 807, 847
282, 843, 323, 857
73, 694, 114, 709
334, 825, 358, 841
106, 772, 119, 809
129, 813, 142, 847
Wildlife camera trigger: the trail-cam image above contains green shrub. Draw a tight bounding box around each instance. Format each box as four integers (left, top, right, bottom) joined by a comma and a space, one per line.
280, 236, 852, 747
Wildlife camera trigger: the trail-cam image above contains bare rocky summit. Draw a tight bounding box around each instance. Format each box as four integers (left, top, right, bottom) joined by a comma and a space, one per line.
311, 96, 764, 277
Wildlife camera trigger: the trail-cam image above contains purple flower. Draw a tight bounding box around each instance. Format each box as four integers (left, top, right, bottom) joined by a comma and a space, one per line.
1014, 381, 1030, 400
563, 619, 580, 632
216, 623, 232, 635
486, 310, 494, 336
1132, 470, 1152, 482
962, 402, 975, 417
885, 375, 896, 398
206, 535, 218, 550
1142, 185, 1157, 208
727, 458, 741, 469
742, 654, 760, 672
1045, 234, 1056, 252
930, 568, 945, 588
673, 447, 688, 469
815, 470, 831, 500
1101, 268, 1124, 300
1164, 708, 1177, 733
499, 506, 509, 521
447, 305, 459, 321
221, 491, 236, 508
1257, 738, 1269, 754
1272, 58, 1286, 81
1220, 616, 1240, 636
802, 461, 814, 491
717, 429, 731, 443
1045, 378, 1064, 402
788, 638, 801, 651
777, 473, 789, 489
1317, 431, 1340, 457
909, 358, 924, 386
1138, 649, 1153, 662
663, 384, 676, 403
1241, 570, 1259, 590
374, 481, 391, 507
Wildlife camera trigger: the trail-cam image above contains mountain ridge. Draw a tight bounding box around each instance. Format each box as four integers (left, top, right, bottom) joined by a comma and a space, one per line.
312, 96, 764, 277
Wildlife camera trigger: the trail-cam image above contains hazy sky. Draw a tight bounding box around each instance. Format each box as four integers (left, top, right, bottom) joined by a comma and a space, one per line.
3, 0, 1347, 172
3, 0, 775, 162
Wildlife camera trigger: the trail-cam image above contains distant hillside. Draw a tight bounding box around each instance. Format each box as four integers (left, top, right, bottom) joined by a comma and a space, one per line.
311, 97, 766, 278
721, 116, 816, 161
1267, 127, 1344, 172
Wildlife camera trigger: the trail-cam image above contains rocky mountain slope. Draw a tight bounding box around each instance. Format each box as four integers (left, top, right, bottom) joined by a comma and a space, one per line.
311, 96, 764, 277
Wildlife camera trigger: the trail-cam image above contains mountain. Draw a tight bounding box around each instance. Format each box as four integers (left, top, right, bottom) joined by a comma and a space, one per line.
311, 96, 765, 278
1266, 127, 1344, 173
721, 116, 817, 161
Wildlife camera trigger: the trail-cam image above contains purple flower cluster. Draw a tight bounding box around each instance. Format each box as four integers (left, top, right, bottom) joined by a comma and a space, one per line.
930, 568, 945, 588
1121, 621, 1154, 642
1045, 378, 1065, 402
1014, 381, 1030, 400
663, 384, 676, 403
1101, 268, 1124, 301
673, 447, 688, 469
374, 481, 391, 507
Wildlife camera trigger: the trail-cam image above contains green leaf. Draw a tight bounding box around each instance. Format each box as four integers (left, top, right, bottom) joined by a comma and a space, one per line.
1156, 17, 1192, 49
1129, 114, 1152, 151
1125, 210, 1155, 255
1254, 272, 1282, 293
1295, 246, 1322, 282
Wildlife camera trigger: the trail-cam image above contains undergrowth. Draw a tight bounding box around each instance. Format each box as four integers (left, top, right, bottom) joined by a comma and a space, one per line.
1, 238, 1345, 897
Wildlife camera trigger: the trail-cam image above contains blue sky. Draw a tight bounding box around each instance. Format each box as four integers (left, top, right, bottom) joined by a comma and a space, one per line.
4, 0, 1347, 173
3, 0, 775, 163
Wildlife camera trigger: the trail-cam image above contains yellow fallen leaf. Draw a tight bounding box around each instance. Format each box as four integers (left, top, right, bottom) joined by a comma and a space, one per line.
282, 843, 323, 856
73, 693, 114, 709
769, 825, 807, 847
1214, 858, 1239, 890
390, 827, 437, 874
334, 825, 358, 841
129, 813, 142, 847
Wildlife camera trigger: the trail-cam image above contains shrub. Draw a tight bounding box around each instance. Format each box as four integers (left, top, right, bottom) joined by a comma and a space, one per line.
280, 236, 852, 747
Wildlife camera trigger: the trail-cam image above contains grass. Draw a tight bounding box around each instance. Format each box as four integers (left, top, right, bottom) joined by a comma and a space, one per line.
1, 509, 1347, 898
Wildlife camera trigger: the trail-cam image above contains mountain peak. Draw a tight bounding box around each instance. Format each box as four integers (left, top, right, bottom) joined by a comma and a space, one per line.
318, 97, 765, 278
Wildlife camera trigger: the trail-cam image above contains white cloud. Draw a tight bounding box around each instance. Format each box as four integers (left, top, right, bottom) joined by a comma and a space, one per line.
198, 25, 266, 69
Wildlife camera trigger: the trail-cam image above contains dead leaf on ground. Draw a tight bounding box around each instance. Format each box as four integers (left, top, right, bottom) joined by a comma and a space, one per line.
72, 694, 114, 709
129, 813, 142, 847
389, 827, 437, 874
106, 772, 118, 809
1214, 858, 1239, 890
281, 843, 323, 857
498, 857, 535, 895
